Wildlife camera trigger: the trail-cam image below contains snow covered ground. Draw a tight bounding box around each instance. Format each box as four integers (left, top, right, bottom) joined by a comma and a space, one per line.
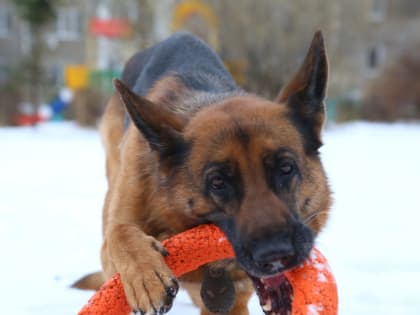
1, 121, 419, 315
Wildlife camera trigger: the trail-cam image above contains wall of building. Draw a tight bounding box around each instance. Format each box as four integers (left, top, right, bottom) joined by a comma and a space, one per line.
1, 0, 419, 99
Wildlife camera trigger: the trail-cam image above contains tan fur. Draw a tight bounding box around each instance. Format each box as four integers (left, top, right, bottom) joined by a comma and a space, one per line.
97, 97, 330, 314
79, 32, 332, 315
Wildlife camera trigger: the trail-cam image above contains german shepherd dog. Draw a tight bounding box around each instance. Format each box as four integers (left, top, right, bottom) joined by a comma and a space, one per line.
75, 31, 331, 315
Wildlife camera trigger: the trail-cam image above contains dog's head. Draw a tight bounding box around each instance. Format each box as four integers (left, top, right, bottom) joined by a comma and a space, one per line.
115, 31, 331, 278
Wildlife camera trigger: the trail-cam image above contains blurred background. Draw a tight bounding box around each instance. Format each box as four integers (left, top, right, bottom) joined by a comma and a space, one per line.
0, 0, 420, 125
0, 1, 420, 315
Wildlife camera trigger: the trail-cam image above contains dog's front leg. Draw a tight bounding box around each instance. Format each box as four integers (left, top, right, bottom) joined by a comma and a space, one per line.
103, 223, 179, 314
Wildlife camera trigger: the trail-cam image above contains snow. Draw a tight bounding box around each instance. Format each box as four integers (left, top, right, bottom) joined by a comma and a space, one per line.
1, 121, 420, 315
307, 304, 323, 315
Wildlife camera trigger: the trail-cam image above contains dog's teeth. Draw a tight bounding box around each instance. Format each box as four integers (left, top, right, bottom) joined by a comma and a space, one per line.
262, 300, 272, 311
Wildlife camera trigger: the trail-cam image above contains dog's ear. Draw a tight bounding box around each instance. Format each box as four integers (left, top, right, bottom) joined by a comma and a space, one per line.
276, 31, 328, 153
113, 79, 189, 163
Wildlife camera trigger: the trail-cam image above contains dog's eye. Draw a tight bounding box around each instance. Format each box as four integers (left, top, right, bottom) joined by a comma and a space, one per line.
278, 161, 294, 175
210, 175, 225, 190
269, 159, 297, 192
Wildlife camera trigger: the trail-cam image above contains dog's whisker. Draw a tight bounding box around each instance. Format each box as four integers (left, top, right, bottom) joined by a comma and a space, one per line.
302, 210, 329, 225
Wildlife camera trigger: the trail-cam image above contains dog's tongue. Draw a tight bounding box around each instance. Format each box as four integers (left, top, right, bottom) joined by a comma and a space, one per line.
249, 273, 293, 315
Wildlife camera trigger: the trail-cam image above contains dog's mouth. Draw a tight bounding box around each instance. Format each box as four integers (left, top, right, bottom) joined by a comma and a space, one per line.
240, 241, 312, 314
244, 255, 299, 315
249, 273, 293, 315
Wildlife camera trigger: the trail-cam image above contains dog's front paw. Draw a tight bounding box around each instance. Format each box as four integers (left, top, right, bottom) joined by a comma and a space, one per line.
108, 227, 179, 314
122, 266, 178, 314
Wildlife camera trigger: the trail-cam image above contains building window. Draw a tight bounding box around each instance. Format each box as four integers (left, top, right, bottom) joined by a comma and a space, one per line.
367, 45, 386, 76
368, 48, 378, 69
370, 0, 387, 22
56, 7, 82, 41
0, 5, 13, 38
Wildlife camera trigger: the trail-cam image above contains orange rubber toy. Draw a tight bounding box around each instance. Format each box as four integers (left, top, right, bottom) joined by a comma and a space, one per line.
78, 224, 338, 315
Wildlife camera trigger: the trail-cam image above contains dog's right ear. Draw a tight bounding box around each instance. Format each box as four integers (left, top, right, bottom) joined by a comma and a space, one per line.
113, 79, 189, 162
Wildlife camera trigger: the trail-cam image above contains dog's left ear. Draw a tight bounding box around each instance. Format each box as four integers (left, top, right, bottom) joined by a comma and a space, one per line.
276, 31, 328, 153
113, 79, 189, 164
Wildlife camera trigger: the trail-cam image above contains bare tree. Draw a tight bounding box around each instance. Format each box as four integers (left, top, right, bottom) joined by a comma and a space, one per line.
11, 0, 57, 118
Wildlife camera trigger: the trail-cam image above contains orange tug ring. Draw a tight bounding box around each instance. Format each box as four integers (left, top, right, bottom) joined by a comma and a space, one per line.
78, 224, 338, 315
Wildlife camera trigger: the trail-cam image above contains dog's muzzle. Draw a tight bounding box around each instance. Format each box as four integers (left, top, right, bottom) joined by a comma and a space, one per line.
240, 222, 314, 277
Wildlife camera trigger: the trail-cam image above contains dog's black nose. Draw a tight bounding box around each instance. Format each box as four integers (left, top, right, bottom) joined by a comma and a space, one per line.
251, 236, 295, 274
